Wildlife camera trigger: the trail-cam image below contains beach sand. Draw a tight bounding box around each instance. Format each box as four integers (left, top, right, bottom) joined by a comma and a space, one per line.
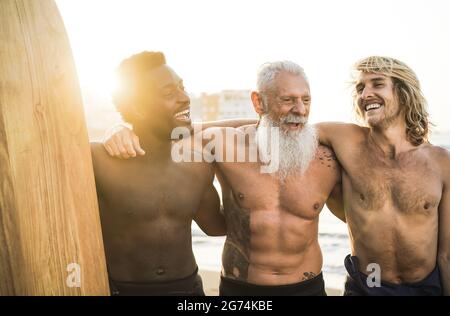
199, 269, 343, 296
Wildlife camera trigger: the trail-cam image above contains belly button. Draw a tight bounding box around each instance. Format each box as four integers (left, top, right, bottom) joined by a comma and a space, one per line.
360, 194, 365, 201
424, 202, 430, 210
272, 269, 282, 276
313, 203, 320, 210
238, 193, 244, 200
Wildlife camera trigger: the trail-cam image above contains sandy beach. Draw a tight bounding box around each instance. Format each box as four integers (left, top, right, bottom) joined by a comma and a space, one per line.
199, 269, 343, 296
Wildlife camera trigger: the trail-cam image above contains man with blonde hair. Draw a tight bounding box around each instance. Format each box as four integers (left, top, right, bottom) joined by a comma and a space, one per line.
318, 56, 449, 295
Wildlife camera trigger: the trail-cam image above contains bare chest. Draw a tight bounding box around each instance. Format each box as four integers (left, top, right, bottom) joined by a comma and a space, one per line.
344, 151, 442, 213
218, 160, 336, 220
99, 161, 211, 221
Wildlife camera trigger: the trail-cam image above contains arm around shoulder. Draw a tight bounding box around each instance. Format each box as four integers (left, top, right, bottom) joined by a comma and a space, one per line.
315, 122, 361, 147
194, 118, 258, 131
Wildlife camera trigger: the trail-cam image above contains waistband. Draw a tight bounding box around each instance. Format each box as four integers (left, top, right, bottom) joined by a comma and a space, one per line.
344, 255, 442, 296
109, 267, 204, 296
220, 272, 326, 296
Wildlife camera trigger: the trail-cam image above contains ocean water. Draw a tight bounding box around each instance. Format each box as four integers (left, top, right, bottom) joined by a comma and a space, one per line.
192, 132, 450, 291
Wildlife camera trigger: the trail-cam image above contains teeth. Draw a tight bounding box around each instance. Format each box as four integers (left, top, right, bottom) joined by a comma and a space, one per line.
365, 103, 381, 111
174, 109, 190, 118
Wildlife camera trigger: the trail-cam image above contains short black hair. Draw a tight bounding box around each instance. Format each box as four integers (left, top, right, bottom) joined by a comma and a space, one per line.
112, 51, 166, 124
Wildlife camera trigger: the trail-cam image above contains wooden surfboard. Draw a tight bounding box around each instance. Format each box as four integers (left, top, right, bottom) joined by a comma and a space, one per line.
0, 0, 110, 295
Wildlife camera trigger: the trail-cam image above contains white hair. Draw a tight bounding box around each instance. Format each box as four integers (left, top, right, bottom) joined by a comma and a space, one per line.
257, 61, 309, 93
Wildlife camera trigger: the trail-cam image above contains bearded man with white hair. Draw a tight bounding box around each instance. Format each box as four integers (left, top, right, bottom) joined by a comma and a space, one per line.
210, 61, 343, 295
103, 61, 344, 296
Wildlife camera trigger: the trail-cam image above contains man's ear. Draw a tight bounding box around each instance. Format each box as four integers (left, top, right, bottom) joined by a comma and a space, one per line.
251, 91, 266, 116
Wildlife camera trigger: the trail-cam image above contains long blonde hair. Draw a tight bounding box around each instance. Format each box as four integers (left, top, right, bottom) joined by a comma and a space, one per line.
352, 56, 430, 146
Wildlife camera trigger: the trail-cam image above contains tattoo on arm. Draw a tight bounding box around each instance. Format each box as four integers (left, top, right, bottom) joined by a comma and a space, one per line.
222, 190, 251, 281
318, 147, 338, 170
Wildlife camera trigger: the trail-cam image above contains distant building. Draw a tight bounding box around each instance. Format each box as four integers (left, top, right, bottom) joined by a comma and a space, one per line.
188, 93, 220, 122
191, 90, 256, 122
200, 93, 220, 121
218, 90, 256, 120
188, 93, 204, 122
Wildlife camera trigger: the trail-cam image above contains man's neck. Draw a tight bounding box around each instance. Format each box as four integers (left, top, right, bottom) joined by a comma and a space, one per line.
369, 118, 415, 159
133, 126, 172, 160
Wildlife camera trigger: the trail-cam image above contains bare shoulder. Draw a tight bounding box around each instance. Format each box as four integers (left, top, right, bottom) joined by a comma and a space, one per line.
315, 122, 365, 135
425, 143, 450, 159
90, 142, 124, 170
426, 144, 450, 175
315, 122, 367, 146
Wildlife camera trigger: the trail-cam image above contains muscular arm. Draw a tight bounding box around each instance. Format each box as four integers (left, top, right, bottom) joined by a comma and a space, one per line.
438, 152, 450, 296
103, 119, 257, 158
194, 178, 226, 236
315, 122, 359, 148
193, 119, 257, 131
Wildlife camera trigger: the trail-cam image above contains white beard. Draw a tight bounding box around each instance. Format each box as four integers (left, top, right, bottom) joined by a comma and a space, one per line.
256, 114, 318, 180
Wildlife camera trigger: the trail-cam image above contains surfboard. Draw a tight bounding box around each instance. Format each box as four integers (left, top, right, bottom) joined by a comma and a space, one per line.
0, 0, 109, 295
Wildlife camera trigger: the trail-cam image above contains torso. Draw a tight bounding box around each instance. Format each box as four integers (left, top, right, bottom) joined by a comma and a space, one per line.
215, 126, 340, 285
333, 126, 444, 283
91, 141, 214, 283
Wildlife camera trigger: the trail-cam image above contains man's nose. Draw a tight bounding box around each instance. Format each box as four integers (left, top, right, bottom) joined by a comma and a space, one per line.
361, 86, 374, 100
291, 100, 307, 115
179, 89, 190, 106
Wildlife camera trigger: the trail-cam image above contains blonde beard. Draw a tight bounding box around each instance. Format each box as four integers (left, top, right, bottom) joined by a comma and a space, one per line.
256, 115, 318, 180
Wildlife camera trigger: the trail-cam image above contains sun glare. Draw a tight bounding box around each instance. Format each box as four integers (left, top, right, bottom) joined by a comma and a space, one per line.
57, 0, 450, 132
71, 53, 118, 98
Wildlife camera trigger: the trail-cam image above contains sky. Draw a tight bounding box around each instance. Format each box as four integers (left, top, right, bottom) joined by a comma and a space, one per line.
56, 0, 450, 131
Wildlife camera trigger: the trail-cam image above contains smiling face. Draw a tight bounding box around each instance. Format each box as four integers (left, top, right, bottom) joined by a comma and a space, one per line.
142, 65, 192, 134
355, 72, 402, 129
264, 71, 311, 134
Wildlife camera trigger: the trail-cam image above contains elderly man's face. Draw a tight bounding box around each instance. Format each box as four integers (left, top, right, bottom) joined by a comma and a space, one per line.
264, 71, 311, 133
